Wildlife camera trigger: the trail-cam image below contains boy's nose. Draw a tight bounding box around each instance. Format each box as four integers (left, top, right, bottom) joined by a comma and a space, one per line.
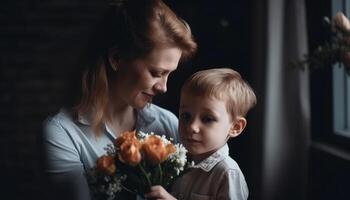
189, 120, 200, 134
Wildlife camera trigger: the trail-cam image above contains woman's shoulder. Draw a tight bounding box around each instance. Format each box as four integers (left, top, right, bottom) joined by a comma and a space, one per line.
44, 108, 75, 127
43, 108, 92, 153
141, 103, 178, 121
138, 104, 179, 142
42, 108, 84, 140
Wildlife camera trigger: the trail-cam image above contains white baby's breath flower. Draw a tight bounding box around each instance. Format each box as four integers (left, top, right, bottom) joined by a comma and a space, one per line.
159, 134, 172, 144
137, 131, 148, 141
104, 143, 116, 156
139, 131, 173, 145
189, 161, 195, 167
168, 143, 188, 174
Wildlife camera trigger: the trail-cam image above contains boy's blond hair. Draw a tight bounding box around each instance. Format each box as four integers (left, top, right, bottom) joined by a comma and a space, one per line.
181, 68, 257, 119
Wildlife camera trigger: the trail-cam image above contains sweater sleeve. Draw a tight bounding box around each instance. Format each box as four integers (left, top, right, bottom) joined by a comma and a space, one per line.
43, 117, 91, 200
159, 108, 179, 143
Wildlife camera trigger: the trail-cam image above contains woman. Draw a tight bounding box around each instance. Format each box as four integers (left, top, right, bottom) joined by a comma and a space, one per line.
43, 0, 197, 199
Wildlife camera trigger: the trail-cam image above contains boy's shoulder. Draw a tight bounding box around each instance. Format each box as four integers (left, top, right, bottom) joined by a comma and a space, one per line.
215, 155, 242, 173
210, 154, 247, 184
212, 155, 249, 199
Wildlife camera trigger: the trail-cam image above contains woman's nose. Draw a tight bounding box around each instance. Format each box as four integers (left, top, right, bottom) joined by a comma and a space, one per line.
154, 78, 167, 93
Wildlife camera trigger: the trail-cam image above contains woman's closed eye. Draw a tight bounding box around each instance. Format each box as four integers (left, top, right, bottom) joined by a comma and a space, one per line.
150, 70, 163, 78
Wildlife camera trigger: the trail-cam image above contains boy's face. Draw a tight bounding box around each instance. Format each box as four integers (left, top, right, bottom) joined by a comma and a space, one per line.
178, 92, 234, 156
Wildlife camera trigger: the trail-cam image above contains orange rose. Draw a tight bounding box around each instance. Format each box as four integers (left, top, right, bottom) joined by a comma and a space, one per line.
116, 131, 142, 166
115, 130, 138, 148
142, 135, 176, 165
165, 143, 176, 155
96, 155, 116, 175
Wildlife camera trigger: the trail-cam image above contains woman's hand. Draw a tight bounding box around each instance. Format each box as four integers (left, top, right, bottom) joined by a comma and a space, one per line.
144, 185, 177, 200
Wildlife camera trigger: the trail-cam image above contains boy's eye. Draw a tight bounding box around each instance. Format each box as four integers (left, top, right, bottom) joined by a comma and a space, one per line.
202, 116, 216, 124
179, 112, 191, 122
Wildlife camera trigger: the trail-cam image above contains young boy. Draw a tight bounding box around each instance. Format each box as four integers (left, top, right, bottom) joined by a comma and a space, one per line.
145, 68, 257, 200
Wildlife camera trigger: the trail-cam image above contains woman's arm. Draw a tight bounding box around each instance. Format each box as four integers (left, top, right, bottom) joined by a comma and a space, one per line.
43, 118, 91, 200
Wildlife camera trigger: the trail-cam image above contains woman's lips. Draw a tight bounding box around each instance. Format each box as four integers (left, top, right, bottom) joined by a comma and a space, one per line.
142, 92, 154, 101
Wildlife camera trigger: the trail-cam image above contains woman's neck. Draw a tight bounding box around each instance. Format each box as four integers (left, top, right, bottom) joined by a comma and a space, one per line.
105, 100, 136, 136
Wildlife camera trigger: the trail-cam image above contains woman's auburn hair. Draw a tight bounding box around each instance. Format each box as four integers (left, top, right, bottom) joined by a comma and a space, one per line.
73, 0, 197, 134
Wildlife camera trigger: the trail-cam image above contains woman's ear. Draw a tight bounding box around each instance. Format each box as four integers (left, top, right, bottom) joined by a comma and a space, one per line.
229, 117, 247, 138
108, 48, 119, 71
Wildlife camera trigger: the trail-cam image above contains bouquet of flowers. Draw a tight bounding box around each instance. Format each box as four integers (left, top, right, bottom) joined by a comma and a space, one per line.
294, 12, 350, 74
88, 131, 187, 200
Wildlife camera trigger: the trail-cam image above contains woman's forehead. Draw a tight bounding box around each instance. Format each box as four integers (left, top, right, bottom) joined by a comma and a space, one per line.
142, 47, 182, 69
147, 47, 182, 61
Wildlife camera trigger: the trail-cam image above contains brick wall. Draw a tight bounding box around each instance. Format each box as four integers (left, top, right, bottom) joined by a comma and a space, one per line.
1, 1, 252, 199
1, 1, 106, 199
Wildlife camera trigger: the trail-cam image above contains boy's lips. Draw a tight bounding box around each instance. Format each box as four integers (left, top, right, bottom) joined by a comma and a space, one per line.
185, 138, 201, 143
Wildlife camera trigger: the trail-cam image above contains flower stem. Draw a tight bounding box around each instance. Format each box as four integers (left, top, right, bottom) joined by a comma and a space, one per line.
121, 185, 137, 195
158, 164, 163, 185
138, 164, 152, 188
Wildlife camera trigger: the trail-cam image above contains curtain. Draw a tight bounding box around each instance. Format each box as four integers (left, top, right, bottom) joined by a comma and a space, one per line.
251, 0, 310, 199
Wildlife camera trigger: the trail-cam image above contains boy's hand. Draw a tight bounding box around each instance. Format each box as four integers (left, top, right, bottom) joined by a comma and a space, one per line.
144, 185, 177, 200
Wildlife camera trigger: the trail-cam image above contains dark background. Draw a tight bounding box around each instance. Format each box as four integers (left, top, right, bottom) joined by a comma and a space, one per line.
2, 0, 349, 200
306, 0, 350, 199
0, 0, 253, 199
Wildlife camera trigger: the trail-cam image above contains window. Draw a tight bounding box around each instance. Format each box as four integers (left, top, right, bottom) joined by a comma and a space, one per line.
332, 0, 350, 138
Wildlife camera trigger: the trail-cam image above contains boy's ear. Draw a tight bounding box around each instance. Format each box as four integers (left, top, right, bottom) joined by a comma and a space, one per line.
229, 117, 247, 138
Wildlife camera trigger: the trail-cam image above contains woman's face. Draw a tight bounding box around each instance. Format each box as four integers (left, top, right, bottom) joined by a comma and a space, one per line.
112, 47, 182, 109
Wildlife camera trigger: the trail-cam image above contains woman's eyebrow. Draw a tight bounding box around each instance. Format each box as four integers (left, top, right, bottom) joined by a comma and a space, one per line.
149, 65, 173, 73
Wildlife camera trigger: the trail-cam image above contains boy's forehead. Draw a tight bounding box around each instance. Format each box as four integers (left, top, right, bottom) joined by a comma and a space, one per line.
181, 90, 224, 100
180, 92, 228, 106
181, 85, 228, 99
179, 95, 230, 116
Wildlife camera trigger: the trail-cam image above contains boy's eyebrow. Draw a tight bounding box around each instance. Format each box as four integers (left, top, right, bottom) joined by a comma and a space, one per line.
179, 106, 219, 116
202, 108, 219, 116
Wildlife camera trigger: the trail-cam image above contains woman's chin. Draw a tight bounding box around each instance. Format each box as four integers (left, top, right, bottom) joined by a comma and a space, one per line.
132, 101, 150, 110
